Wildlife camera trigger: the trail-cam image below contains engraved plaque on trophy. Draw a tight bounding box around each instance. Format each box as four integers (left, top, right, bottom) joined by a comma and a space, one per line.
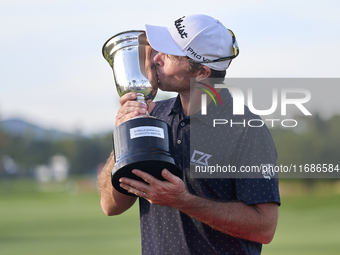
102, 31, 181, 196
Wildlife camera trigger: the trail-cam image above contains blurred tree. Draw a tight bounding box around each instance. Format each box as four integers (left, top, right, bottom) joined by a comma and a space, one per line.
0, 115, 339, 180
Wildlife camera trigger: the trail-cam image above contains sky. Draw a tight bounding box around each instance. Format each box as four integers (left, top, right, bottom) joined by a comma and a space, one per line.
0, 0, 339, 135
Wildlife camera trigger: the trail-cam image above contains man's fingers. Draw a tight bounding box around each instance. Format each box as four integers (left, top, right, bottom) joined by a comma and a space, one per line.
119, 177, 149, 192
131, 169, 157, 185
116, 105, 146, 120
119, 101, 147, 114
116, 111, 138, 127
119, 92, 137, 106
119, 182, 146, 197
131, 169, 179, 186
115, 99, 148, 127
161, 169, 181, 184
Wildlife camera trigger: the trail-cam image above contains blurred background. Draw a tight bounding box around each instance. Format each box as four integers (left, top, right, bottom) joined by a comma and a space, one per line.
1, 0, 339, 254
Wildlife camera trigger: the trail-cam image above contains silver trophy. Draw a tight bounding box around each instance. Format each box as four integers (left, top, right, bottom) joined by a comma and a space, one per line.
102, 30, 181, 196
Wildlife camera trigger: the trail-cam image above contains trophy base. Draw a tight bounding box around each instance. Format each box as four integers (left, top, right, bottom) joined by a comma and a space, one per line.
112, 154, 181, 196
111, 116, 181, 196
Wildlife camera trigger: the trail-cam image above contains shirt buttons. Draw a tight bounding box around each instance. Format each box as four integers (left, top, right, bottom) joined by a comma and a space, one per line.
177, 140, 182, 144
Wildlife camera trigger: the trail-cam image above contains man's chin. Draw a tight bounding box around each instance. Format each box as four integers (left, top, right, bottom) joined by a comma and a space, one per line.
158, 87, 171, 93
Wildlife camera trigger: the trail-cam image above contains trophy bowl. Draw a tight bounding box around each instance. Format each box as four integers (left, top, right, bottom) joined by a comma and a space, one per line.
102, 30, 181, 196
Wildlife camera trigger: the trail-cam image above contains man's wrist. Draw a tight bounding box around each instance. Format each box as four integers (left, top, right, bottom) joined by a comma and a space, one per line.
175, 190, 198, 212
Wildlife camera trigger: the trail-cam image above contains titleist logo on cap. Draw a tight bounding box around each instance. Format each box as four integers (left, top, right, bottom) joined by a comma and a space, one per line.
174, 16, 188, 39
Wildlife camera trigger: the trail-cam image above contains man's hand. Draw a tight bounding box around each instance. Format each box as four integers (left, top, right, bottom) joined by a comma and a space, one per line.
119, 169, 189, 208
116, 93, 147, 127
116, 92, 156, 127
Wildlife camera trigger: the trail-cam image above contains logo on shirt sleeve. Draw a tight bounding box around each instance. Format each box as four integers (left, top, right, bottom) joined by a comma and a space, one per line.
261, 164, 276, 180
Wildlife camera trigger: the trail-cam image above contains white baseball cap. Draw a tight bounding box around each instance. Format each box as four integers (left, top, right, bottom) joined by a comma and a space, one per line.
145, 14, 239, 71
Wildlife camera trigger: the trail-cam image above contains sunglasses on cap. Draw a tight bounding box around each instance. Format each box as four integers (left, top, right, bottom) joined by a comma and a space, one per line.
187, 29, 239, 64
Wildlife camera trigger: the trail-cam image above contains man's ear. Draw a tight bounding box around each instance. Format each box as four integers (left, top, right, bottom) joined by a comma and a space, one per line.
195, 65, 211, 82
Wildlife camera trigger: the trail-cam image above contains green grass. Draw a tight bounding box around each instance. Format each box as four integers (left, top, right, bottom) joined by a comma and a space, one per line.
0, 179, 141, 255
1, 179, 340, 255
263, 192, 340, 255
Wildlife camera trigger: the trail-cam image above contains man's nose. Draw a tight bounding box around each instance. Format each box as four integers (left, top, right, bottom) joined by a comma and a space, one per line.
152, 51, 164, 66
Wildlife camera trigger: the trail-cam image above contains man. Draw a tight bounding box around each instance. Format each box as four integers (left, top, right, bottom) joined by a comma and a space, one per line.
98, 14, 280, 254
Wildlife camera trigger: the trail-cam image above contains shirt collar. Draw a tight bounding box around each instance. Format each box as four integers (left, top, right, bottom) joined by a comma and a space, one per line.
168, 94, 184, 116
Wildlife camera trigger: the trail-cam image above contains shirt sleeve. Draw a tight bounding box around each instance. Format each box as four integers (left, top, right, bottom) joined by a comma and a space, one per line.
233, 124, 281, 205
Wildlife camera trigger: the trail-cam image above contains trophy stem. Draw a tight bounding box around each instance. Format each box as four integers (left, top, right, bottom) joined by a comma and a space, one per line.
136, 93, 150, 116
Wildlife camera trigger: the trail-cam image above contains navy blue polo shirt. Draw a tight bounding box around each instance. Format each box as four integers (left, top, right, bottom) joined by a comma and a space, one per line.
139, 90, 281, 255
